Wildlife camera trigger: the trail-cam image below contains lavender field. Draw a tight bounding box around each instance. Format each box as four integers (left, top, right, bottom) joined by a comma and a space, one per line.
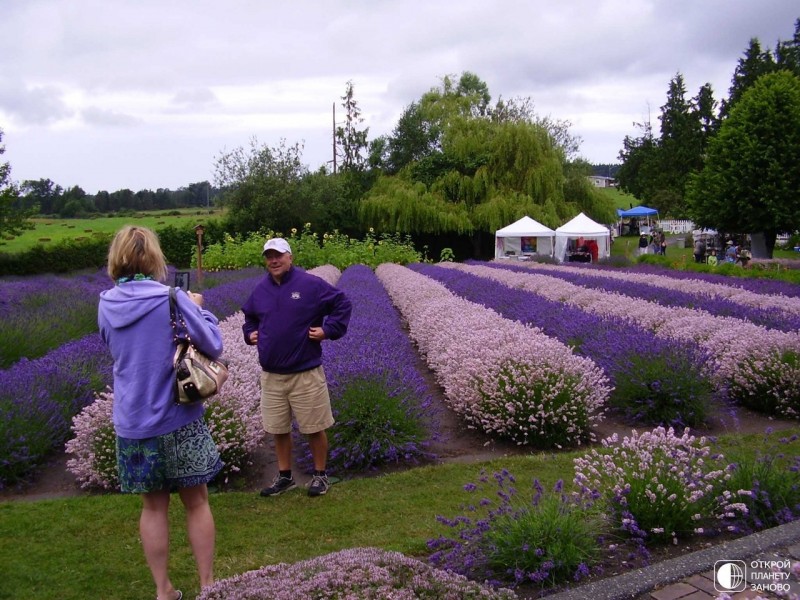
3, 260, 800, 490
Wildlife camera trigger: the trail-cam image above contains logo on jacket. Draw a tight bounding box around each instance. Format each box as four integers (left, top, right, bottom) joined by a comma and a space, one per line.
291, 291, 301, 300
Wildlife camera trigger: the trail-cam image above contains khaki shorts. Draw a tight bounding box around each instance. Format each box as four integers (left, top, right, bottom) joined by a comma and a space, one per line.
260, 366, 334, 435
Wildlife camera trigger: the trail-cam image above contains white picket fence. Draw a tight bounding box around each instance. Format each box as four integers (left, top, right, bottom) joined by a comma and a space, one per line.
658, 219, 695, 234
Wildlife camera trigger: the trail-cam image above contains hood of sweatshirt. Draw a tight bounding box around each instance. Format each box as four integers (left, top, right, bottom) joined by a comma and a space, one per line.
99, 280, 169, 329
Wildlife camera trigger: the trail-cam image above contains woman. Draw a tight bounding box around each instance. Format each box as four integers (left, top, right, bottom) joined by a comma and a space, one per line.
99, 226, 224, 600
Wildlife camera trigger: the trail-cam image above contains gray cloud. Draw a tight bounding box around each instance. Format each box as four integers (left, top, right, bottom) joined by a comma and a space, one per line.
0, 0, 796, 192
0, 81, 72, 125
80, 107, 141, 127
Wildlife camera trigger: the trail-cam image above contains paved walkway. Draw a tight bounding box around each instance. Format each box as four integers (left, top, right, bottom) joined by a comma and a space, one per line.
546, 521, 800, 600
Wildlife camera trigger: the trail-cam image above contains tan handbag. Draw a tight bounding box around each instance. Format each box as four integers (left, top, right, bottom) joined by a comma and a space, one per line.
169, 287, 229, 405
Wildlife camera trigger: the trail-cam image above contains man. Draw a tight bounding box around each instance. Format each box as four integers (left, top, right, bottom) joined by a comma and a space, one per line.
242, 237, 351, 497
693, 238, 706, 263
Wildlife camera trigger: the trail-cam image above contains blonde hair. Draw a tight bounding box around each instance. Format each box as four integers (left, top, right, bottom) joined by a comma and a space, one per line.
106, 225, 168, 282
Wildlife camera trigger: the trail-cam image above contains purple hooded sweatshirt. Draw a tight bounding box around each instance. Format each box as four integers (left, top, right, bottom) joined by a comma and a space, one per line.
98, 280, 223, 439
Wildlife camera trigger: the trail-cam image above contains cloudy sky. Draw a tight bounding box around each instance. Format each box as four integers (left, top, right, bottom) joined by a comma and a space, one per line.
0, 1, 797, 194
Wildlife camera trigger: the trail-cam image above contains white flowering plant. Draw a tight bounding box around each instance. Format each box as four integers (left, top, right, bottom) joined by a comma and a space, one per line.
573, 426, 745, 544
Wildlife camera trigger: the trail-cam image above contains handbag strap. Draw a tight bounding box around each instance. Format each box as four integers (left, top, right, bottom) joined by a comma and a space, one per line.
168, 287, 191, 345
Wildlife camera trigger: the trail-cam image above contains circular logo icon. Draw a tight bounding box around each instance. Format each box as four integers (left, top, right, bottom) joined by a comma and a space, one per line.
716, 561, 745, 591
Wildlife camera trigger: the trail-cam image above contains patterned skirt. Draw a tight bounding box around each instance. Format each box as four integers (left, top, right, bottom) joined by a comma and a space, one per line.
116, 418, 224, 493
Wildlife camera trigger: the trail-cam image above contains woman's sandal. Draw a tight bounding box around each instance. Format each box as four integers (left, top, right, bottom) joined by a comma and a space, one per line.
156, 591, 182, 600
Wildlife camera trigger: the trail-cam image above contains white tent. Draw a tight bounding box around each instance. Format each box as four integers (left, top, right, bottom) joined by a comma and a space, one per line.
494, 216, 555, 259
554, 212, 611, 263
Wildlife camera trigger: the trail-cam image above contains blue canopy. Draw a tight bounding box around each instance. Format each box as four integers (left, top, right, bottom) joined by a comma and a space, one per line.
617, 205, 659, 217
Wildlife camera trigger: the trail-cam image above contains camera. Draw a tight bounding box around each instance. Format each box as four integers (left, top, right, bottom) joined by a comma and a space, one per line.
174, 271, 190, 290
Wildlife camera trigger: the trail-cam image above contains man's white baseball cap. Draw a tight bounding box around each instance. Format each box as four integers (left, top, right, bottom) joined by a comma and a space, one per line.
262, 237, 292, 255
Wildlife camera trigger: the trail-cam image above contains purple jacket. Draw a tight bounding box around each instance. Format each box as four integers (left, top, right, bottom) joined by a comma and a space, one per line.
98, 281, 223, 439
242, 266, 351, 374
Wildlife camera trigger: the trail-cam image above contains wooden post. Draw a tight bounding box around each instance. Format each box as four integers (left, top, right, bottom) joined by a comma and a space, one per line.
194, 224, 205, 289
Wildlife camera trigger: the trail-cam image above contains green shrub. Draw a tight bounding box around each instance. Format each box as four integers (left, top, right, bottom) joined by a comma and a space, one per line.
429, 471, 605, 588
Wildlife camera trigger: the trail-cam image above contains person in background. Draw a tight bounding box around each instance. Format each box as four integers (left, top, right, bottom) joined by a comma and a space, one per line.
639, 232, 649, 256
707, 248, 718, 266
725, 240, 738, 263
99, 226, 224, 600
693, 237, 706, 263
243, 237, 352, 498
659, 231, 667, 255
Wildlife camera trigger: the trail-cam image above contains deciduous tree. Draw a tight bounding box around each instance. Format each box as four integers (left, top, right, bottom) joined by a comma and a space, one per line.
687, 71, 800, 258
0, 130, 35, 240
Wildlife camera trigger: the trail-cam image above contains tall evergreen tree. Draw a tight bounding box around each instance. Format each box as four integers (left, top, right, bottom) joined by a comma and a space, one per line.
616, 115, 659, 201
720, 38, 776, 118
652, 73, 704, 216
776, 19, 800, 76
693, 83, 719, 149
335, 81, 369, 174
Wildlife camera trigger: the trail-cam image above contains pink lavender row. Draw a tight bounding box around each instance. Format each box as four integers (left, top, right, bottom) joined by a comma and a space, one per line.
375, 263, 610, 448
411, 263, 715, 428
447, 262, 800, 417
197, 547, 515, 599
585, 261, 800, 299
492, 260, 800, 331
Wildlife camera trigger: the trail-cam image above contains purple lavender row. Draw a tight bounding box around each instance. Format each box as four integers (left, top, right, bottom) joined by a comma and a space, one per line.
308, 264, 438, 471
485, 261, 800, 332
1, 269, 267, 488
411, 263, 714, 428
0, 333, 113, 488
376, 263, 610, 448
0, 267, 267, 369
578, 261, 800, 299
446, 262, 800, 418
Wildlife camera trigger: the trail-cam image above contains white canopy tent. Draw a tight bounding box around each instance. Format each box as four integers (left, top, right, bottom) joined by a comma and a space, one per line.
494, 216, 555, 259
554, 212, 611, 263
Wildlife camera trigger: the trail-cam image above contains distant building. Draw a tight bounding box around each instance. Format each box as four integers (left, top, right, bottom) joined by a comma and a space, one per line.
588, 175, 616, 188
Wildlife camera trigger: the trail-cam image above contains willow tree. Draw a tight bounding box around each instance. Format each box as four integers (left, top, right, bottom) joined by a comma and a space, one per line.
360, 75, 613, 252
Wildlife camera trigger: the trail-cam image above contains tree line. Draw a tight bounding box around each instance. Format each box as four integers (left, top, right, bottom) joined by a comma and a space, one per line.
2, 18, 799, 259
617, 18, 800, 256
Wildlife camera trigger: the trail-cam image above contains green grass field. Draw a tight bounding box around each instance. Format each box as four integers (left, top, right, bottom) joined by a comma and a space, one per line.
598, 186, 640, 211
3, 429, 798, 600
0, 209, 223, 253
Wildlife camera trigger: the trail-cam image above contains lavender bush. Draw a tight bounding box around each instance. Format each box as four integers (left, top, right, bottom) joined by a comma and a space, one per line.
573, 427, 744, 544
722, 432, 800, 532
64, 391, 117, 489
446, 262, 800, 418
0, 334, 112, 487
197, 547, 516, 599
428, 470, 603, 589
0, 270, 109, 367
494, 260, 800, 332
376, 263, 610, 448
301, 264, 437, 473
413, 264, 713, 428
587, 262, 800, 298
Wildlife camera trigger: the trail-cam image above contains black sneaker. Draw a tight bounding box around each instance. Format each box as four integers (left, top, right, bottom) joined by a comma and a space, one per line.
259, 475, 297, 497
308, 474, 329, 497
